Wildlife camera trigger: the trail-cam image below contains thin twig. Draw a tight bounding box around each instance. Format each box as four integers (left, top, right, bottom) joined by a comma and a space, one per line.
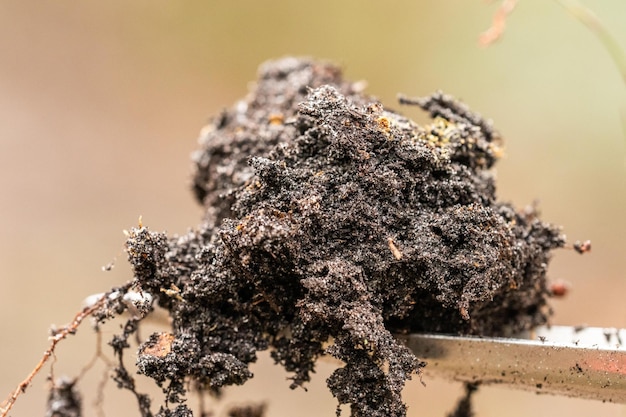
74, 328, 115, 417
0, 292, 111, 417
94, 366, 110, 417
479, 0, 519, 46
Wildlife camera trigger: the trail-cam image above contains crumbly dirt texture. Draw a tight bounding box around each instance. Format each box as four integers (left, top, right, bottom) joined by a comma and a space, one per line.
122, 57, 566, 417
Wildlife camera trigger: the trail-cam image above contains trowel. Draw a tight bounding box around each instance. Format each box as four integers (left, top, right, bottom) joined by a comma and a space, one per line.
400, 325, 626, 403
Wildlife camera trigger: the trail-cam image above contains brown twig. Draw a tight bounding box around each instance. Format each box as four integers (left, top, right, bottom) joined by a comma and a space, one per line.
0, 292, 111, 417
479, 0, 519, 46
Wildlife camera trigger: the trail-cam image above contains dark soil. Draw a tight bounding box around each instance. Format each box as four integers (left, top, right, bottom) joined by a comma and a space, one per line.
113, 57, 567, 417
46, 378, 81, 417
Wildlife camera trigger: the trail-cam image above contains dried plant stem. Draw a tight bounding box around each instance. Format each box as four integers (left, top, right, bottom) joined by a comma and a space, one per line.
479, 0, 518, 46
554, 0, 626, 86
0, 293, 109, 417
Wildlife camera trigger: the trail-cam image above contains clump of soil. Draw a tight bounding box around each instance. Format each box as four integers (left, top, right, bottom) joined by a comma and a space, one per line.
46, 378, 81, 417
120, 57, 566, 417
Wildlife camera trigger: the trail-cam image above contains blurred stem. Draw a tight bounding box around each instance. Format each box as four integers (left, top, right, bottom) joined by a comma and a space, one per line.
553, 0, 626, 86
553, 0, 626, 143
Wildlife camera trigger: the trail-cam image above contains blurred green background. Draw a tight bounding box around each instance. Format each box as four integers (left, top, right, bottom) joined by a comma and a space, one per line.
1, 1, 625, 416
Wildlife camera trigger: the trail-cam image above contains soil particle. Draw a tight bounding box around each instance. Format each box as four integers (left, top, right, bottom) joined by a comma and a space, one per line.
155, 405, 192, 417
45, 378, 82, 417
123, 57, 568, 416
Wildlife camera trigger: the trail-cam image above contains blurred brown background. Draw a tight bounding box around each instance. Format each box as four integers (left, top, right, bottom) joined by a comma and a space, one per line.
1, 1, 625, 416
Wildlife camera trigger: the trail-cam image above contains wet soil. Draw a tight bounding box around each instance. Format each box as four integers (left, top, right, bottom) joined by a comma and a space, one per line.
117, 57, 566, 417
